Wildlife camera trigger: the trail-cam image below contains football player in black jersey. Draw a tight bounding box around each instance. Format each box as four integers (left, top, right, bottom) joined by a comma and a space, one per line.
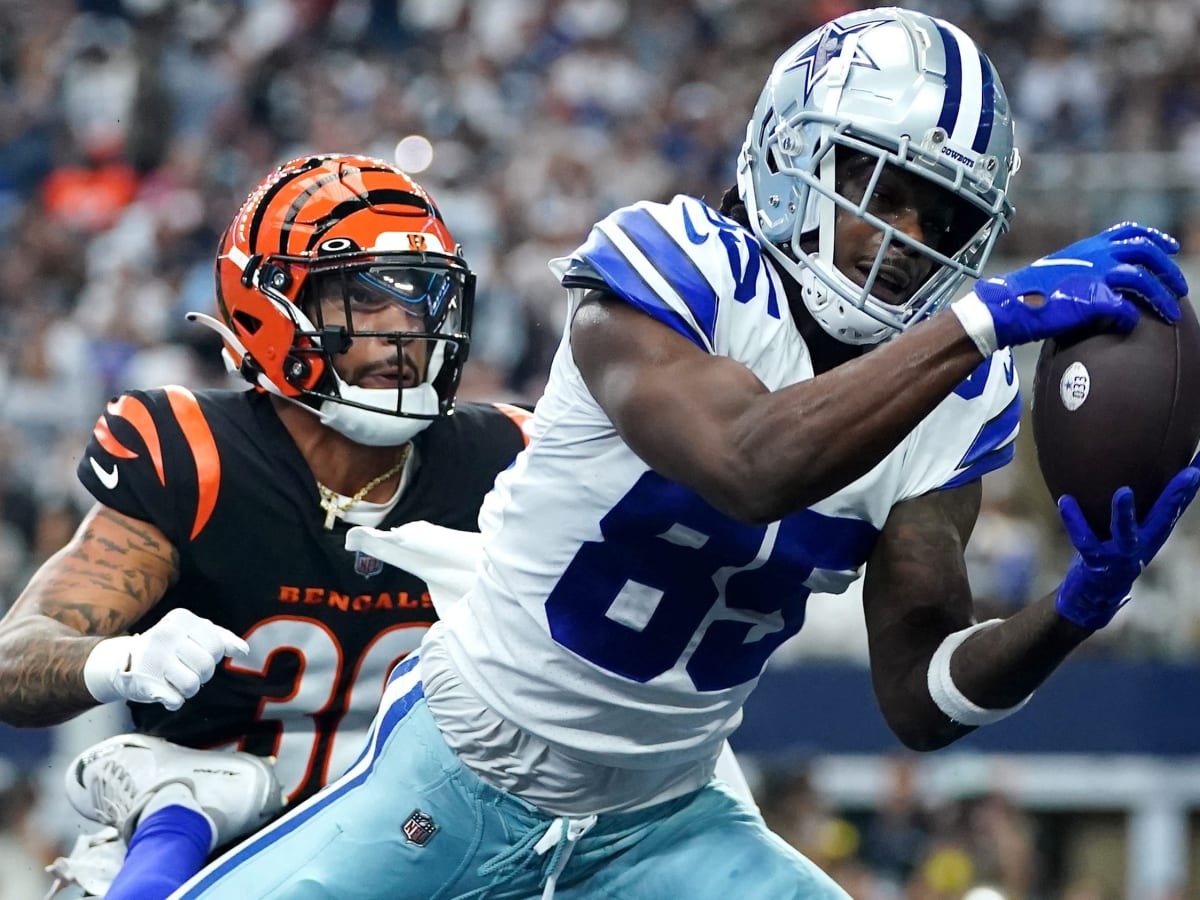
0, 154, 530, 899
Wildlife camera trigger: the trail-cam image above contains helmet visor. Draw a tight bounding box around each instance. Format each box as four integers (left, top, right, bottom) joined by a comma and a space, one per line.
307, 264, 465, 335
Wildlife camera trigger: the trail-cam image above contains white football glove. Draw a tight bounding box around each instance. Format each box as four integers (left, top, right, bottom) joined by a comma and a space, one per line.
83, 608, 249, 710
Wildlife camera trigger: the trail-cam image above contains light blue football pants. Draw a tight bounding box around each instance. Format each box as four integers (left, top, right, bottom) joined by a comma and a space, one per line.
169, 656, 848, 900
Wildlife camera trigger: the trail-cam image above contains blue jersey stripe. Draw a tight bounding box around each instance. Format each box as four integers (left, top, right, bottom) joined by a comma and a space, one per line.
973, 49, 995, 153
959, 392, 1021, 469
781, 508, 880, 573
612, 208, 719, 343
953, 357, 993, 400
941, 442, 1016, 490
935, 22, 963, 137
577, 228, 708, 350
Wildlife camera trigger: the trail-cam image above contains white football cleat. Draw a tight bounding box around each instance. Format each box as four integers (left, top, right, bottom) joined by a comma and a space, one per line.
66, 733, 284, 850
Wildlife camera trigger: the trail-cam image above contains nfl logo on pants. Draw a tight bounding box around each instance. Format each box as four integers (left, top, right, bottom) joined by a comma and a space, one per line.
402, 809, 438, 846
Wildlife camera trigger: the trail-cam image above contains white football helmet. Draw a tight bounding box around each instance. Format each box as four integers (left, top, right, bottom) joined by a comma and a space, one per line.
737, 7, 1020, 345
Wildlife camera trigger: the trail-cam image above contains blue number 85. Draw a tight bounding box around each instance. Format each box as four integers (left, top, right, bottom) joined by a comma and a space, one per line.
543, 472, 874, 691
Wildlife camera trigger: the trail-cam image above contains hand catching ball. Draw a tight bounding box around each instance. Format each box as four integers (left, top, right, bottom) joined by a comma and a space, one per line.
1031, 296, 1200, 537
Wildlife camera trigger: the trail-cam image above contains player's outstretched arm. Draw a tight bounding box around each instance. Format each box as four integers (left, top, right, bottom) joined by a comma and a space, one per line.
951, 222, 1188, 358
0, 504, 241, 727
573, 291, 1000, 522
862, 463, 1200, 751
0, 504, 175, 725
571, 225, 1185, 524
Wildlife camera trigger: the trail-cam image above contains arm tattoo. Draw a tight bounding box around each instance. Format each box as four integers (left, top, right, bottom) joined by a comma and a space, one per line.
0, 507, 178, 727
2, 636, 102, 726
39, 509, 178, 628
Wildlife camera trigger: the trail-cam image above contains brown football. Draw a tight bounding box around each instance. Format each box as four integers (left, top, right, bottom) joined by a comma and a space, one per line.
1031, 296, 1200, 538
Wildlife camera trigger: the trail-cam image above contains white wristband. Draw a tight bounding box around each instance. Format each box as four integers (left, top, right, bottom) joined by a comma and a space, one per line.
926, 619, 1032, 726
83, 636, 135, 704
950, 292, 999, 358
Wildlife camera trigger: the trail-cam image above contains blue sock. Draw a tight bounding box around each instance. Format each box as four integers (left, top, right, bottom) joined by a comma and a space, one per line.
105, 805, 213, 900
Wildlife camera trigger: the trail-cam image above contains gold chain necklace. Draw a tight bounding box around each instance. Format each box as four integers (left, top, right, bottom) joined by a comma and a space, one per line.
317, 443, 411, 530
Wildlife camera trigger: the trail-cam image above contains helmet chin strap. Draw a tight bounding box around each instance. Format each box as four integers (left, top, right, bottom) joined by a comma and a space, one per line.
314, 380, 438, 446
289, 303, 445, 446
752, 238, 893, 346
796, 258, 893, 346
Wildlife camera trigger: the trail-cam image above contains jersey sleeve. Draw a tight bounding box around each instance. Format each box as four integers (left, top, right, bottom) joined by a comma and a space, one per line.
553, 195, 774, 353
898, 349, 1022, 499
77, 387, 220, 547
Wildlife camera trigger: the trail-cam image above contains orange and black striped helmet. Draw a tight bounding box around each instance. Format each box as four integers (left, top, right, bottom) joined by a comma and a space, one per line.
209, 154, 474, 444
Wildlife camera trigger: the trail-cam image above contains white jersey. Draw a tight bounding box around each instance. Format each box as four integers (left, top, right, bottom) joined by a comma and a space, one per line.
431, 195, 1019, 775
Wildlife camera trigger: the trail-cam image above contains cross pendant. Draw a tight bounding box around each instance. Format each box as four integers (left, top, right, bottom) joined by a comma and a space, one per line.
322, 502, 341, 530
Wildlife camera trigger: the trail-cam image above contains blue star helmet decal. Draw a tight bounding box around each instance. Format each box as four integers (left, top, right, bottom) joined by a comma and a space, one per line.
782, 17, 889, 104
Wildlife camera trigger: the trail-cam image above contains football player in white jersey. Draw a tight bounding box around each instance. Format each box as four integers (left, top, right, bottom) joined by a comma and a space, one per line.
169, 9, 1199, 899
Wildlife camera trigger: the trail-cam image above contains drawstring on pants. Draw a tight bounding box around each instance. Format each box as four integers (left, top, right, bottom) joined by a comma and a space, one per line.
473, 813, 597, 900
533, 814, 597, 899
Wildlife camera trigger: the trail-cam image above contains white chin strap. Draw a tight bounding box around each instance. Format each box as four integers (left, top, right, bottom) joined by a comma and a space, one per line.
308, 301, 449, 445
796, 260, 894, 346
754, 242, 893, 346
315, 380, 439, 446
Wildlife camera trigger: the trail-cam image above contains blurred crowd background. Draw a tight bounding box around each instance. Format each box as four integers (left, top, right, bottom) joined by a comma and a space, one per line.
2, 0, 1200, 897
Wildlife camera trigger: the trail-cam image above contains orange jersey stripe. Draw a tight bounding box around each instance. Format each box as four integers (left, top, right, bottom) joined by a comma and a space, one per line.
93, 415, 138, 459
491, 402, 533, 447
106, 395, 165, 484
163, 385, 222, 540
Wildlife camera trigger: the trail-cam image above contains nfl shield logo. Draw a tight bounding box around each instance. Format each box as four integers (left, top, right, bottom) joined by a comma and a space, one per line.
402, 809, 438, 846
354, 551, 384, 578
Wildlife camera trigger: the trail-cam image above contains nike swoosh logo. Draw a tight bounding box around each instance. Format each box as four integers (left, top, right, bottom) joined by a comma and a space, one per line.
1003, 353, 1015, 385
680, 204, 709, 245
90, 457, 119, 490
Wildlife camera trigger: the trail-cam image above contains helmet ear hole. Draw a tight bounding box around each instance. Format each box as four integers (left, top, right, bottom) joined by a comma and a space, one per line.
285, 355, 310, 384
233, 310, 263, 335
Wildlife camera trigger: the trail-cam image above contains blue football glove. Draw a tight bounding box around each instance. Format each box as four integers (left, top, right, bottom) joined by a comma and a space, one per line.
957, 223, 1187, 354
1055, 461, 1200, 630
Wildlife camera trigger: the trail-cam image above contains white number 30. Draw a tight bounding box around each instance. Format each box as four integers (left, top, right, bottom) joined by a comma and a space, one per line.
221, 616, 427, 801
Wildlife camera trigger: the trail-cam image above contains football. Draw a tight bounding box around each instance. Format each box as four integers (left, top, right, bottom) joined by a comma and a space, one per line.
1031, 295, 1200, 538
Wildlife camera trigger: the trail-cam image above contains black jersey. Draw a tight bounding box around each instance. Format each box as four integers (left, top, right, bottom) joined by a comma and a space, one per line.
77, 387, 528, 802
